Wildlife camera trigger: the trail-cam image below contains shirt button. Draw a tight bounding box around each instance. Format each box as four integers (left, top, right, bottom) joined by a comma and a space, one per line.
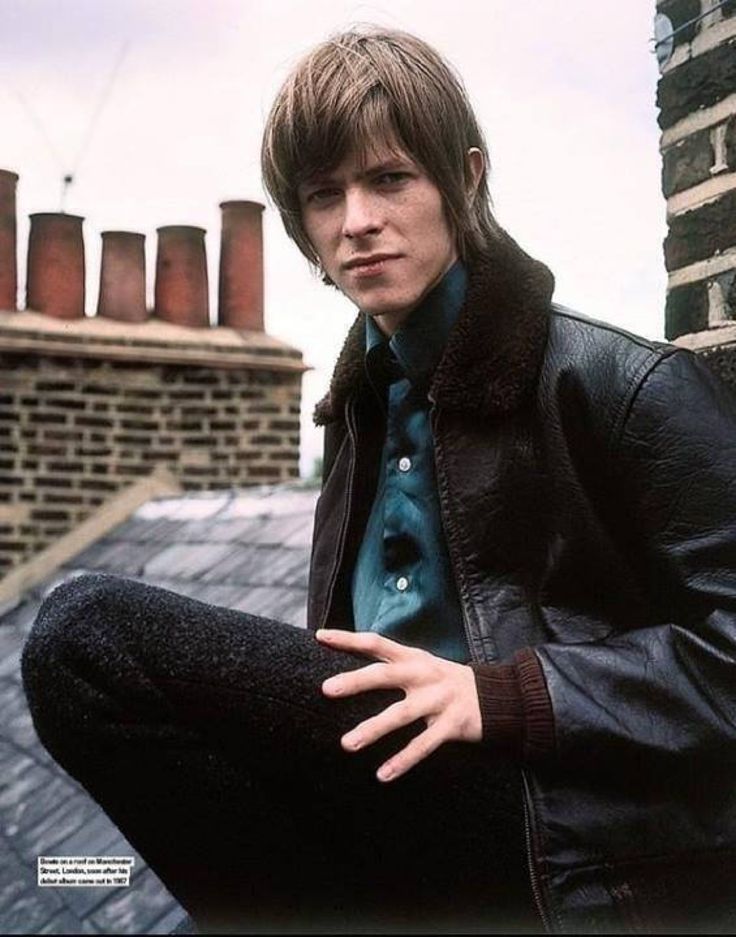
398, 456, 412, 473
396, 576, 410, 592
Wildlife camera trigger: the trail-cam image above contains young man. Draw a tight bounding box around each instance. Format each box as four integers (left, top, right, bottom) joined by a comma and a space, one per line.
23, 26, 736, 934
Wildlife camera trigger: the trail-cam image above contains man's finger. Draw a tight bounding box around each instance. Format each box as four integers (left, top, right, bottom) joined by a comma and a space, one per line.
340, 697, 419, 752
316, 628, 414, 662
322, 661, 407, 698
376, 723, 446, 783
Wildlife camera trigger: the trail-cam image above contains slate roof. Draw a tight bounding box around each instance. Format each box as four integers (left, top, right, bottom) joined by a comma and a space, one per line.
0, 481, 319, 935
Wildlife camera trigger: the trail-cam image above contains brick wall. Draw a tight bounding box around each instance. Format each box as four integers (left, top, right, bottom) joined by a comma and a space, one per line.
0, 349, 302, 577
656, 0, 736, 342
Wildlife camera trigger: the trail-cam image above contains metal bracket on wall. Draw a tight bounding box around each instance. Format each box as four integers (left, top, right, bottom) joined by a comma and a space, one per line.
652, 0, 733, 66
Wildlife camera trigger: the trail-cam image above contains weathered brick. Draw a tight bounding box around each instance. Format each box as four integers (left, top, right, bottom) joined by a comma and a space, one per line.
46, 461, 84, 473
180, 405, 217, 416
30, 508, 68, 522
114, 433, 149, 446
182, 372, 218, 385
75, 445, 112, 457
81, 383, 118, 396
45, 397, 85, 410
658, 39, 736, 130
210, 420, 237, 431
82, 479, 119, 492
249, 403, 280, 414
665, 280, 709, 338
141, 450, 179, 461
664, 190, 736, 269
165, 420, 200, 432
75, 414, 116, 428
34, 381, 75, 392
117, 464, 152, 477
661, 128, 714, 197
41, 492, 84, 505
180, 436, 212, 447
44, 430, 83, 442
268, 419, 300, 431
248, 466, 281, 479
34, 476, 74, 489
28, 412, 66, 425
180, 465, 220, 477
116, 403, 155, 415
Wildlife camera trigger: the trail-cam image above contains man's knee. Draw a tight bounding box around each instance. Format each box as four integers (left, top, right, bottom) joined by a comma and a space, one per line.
21, 574, 137, 741
23, 573, 125, 672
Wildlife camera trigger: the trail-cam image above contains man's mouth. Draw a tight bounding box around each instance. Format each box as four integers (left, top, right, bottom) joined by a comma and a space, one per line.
343, 254, 401, 278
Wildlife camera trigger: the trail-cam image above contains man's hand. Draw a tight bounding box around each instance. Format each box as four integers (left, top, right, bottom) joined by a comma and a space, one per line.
316, 629, 482, 783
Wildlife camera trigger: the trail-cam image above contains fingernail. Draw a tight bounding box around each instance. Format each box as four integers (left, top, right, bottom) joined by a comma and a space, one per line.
323, 678, 341, 695
377, 765, 394, 782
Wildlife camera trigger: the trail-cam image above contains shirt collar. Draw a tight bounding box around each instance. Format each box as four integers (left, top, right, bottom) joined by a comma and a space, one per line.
364, 259, 467, 388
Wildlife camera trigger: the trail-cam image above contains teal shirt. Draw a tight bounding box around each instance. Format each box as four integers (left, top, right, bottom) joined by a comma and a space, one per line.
351, 261, 469, 662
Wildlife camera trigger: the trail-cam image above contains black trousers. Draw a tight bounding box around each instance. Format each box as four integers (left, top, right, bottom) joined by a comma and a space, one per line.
21, 574, 539, 934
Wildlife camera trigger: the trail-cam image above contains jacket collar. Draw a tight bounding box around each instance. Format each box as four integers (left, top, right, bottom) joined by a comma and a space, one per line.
313, 229, 555, 425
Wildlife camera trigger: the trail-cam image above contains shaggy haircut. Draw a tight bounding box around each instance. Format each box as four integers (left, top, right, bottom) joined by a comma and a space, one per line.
261, 26, 500, 274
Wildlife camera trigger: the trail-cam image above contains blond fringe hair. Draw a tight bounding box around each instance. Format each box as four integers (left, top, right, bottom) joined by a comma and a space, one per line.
261, 26, 500, 272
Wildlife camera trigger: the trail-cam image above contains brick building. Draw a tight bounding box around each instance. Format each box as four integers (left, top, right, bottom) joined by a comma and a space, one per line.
0, 171, 306, 578
656, 0, 736, 383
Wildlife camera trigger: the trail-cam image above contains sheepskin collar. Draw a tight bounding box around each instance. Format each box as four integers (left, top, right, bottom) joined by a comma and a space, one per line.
313, 229, 555, 425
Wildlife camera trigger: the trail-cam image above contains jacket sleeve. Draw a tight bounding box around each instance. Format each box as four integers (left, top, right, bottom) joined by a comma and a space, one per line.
473, 349, 736, 766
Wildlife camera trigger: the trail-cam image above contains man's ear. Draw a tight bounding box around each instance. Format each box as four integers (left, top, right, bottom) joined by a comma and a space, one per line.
466, 147, 484, 201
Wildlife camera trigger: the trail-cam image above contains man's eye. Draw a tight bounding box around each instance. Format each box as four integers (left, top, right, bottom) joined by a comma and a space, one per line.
376, 172, 408, 185
307, 188, 340, 203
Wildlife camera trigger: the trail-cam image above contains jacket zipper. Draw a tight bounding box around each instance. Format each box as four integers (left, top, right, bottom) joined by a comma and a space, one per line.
431, 402, 552, 932
522, 769, 553, 932
320, 398, 358, 629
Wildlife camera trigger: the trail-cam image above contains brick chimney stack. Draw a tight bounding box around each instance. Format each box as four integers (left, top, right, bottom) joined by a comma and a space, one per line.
154, 225, 209, 327
0, 172, 305, 579
218, 200, 264, 331
0, 170, 18, 311
26, 213, 85, 319
97, 231, 147, 322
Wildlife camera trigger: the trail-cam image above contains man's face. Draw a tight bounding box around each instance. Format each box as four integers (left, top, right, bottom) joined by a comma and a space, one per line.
298, 142, 458, 335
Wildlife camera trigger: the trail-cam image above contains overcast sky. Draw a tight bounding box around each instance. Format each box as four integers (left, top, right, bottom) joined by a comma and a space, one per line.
1, 0, 667, 475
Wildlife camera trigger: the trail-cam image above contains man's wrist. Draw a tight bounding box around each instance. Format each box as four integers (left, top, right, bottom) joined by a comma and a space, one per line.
470, 649, 555, 761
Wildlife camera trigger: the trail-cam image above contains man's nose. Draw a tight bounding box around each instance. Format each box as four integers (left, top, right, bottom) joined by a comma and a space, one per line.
342, 189, 382, 239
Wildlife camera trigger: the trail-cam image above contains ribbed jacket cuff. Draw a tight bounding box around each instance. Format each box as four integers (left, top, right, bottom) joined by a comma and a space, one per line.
470, 648, 555, 762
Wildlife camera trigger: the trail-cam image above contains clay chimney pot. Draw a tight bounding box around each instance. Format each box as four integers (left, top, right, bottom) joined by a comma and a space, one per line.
0, 170, 19, 311
97, 231, 147, 322
218, 200, 264, 331
26, 212, 85, 319
154, 225, 209, 328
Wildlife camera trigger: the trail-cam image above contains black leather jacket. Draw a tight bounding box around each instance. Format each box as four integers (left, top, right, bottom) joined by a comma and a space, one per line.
307, 232, 736, 933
